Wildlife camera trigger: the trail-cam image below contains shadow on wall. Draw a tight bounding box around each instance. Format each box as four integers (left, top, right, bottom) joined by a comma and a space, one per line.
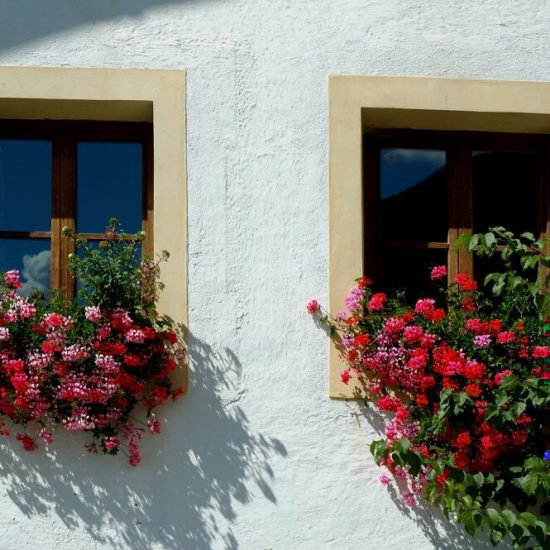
0, 0, 223, 53
0, 333, 287, 550
361, 407, 503, 550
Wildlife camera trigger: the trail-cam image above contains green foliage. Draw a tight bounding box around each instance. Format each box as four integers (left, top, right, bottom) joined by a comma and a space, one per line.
0, 219, 186, 465
63, 218, 169, 318
456, 227, 550, 319
319, 228, 550, 549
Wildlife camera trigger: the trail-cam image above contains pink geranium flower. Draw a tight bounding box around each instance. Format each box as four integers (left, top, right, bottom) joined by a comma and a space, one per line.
430, 265, 447, 280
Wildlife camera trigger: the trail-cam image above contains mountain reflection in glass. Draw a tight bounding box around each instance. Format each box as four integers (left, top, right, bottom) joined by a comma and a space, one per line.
380, 148, 447, 242
77, 142, 142, 234
0, 140, 52, 231
0, 239, 51, 297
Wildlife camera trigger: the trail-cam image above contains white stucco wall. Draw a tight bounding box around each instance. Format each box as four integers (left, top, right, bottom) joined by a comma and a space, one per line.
0, 1, 548, 549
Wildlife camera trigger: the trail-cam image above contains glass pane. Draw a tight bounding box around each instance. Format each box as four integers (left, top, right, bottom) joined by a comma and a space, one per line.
380, 148, 447, 242
77, 142, 142, 234
0, 239, 51, 297
0, 140, 52, 231
473, 151, 538, 235
380, 247, 448, 304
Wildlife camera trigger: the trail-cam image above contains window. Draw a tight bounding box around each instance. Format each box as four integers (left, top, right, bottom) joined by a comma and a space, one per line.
363, 130, 548, 302
329, 75, 550, 397
0, 66, 188, 391
0, 120, 153, 299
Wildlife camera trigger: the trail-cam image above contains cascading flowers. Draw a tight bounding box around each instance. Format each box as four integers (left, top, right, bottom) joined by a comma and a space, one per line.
309, 228, 549, 549
0, 219, 186, 466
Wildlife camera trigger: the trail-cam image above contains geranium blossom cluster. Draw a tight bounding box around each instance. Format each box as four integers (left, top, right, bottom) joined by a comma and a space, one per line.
0, 233, 185, 466
309, 258, 549, 547
327, 269, 548, 481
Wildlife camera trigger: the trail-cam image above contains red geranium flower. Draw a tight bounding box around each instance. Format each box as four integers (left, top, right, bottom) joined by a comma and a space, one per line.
454, 273, 477, 292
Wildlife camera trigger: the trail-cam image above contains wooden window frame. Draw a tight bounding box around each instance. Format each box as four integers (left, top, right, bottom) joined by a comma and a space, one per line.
0, 120, 153, 299
328, 75, 550, 398
0, 66, 187, 393
362, 129, 550, 286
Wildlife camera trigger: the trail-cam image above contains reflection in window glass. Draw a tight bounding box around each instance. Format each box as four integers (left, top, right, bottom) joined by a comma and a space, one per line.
0, 140, 52, 231
77, 142, 142, 234
0, 239, 51, 297
380, 148, 447, 242
380, 247, 448, 304
473, 151, 538, 235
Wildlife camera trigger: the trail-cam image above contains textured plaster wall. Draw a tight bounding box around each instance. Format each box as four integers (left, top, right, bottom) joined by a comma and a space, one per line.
0, 1, 548, 549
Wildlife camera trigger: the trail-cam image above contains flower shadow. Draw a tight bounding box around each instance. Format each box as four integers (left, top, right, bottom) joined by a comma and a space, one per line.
385, 482, 499, 550
0, 332, 287, 549
359, 404, 507, 550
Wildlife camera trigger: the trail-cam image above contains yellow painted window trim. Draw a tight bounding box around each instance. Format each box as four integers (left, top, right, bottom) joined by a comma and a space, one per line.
0, 66, 188, 392
328, 74, 550, 398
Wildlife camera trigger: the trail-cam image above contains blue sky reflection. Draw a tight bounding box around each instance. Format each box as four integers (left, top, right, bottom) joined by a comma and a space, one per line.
380, 148, 446, 199
0, 140, 52, 231
77, 142, 142, 234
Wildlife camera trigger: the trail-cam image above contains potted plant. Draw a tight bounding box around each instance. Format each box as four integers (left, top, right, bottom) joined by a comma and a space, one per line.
309, 228, 549, 548
0, 219, 186, 466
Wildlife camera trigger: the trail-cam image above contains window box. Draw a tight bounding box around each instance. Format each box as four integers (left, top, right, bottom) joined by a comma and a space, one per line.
329, 75, 550, 397
0, 66, 188, 391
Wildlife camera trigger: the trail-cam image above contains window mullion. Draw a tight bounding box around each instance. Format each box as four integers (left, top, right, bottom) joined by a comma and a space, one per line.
50, 134, 63, 293
456, 142, 473, 277
59, 133, 76, 299
447, 144, 459, 283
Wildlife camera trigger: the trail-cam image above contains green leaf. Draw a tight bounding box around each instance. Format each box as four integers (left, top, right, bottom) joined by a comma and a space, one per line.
490, 529, 503, 546
511, 522, 526, 540
462, 511, 477, 536
511, 275, 525, 289
518, 512, 537, 527
486, 508, 500, 528
532, 522, 548, 547
404, 450, 422, 476
370, 440, 386, 464
485, 232, 497, 250
467, 233, 479, 252
494, 479, 505, 494
451, 391, 472, 415
391, 452, 403, 466
511, 401, 526, 417
498, 375, 518, 390
516, 474, 538, 496
524, 457, 545, 472
500, 509, 516, 528
472, 473, 484, 489
493, 278, 505, 296
424, 483, 436, 502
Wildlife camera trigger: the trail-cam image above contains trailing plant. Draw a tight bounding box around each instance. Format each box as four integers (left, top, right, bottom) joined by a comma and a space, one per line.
456, 226, 550, 320
0, 219, 186, 466
309, 228, 549, 549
